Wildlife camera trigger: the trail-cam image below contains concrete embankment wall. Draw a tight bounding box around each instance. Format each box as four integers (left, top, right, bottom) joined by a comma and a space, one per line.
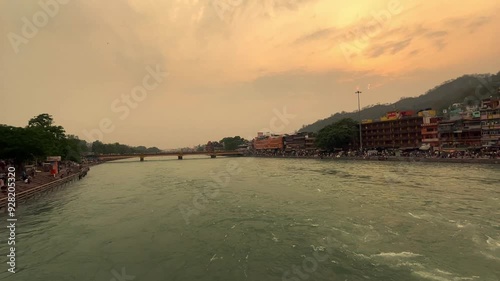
0, 168, 90, 210
250, 155, 500, 165
371, 157, 499, 164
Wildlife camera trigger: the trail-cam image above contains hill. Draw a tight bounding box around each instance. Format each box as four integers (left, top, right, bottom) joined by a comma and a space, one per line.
299, 72, 500, 133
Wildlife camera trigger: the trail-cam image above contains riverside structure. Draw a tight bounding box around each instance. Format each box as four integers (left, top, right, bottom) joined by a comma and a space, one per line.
0, 166, 90, 211
250, 98, 500, 154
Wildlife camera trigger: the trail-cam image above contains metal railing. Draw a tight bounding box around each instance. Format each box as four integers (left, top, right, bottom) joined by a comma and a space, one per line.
0, 169, 89, 209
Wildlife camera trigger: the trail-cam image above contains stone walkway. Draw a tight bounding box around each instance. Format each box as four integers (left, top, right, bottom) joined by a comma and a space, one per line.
0, 168, 81, 199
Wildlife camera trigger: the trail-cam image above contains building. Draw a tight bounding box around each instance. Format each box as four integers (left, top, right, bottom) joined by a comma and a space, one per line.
283, 132, 316, 151
362, 111, 423, 150
480, 98, 500, 150
437, 100, 485, 151
305, 134, 316, 150
284, 133, 306, 151
421, 115, 441, 149
438, 114, 482, 151
236, 143, 250, 152
252, 134, 284, 150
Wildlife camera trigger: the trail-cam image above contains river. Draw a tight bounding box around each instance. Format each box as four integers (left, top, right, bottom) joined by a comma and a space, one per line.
1, 157, 499, 281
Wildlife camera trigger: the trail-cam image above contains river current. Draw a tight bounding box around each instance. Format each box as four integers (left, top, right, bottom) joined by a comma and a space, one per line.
1, 157, 499, 281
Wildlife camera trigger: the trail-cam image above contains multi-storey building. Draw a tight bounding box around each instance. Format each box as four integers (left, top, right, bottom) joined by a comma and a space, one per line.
480, 98, 500, 150
421, 116, 441, 148
438, 113, 482, 151
437, 100, 485, 151
362, 111, 423, 149
283, 132, 316, 151
305, 134, 316, 150
284, 132, 306, 151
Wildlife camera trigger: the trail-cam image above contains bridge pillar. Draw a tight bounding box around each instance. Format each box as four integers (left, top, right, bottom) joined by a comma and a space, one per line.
211, 155, 216, 158
178, 155, 183, 160
140, 156, 144, 161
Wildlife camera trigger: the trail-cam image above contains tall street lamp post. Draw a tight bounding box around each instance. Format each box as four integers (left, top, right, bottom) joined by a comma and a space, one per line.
355, 90, 363, 152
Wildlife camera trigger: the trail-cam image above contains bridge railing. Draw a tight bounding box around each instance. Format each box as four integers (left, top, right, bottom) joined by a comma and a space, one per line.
96, 151, 244, 158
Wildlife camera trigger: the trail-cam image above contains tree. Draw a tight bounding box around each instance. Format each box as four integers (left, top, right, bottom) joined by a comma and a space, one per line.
0, 123, 69, 165
63, 135, 83, 162
2, 114, 162, 164
92, 140, 105, 154
219, 136, 247, 151
79, 139, 90, 154
28, 114, 66, 140
27, 113, 67, 156
27, 113, 53, 128
315, 118, 358, 151
146, 147, 161, 153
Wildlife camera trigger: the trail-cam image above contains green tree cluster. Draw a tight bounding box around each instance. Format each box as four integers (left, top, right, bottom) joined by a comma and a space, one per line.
0, 114, 89, 164
0, 113, 161, 164
195, 144, 206, 152
90, 141, 160, 155
315, 118, 358, 151
219, 136, 248, 151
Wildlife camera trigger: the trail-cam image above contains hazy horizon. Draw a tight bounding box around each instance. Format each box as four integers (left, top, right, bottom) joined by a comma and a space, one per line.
1, 0, 499, 148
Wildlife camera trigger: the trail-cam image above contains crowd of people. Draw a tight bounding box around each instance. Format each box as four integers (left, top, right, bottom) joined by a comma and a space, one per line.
370, 149, 499, 159
248, 148, 499, 160
251, 149, 318, 157
0, 159, 90, 195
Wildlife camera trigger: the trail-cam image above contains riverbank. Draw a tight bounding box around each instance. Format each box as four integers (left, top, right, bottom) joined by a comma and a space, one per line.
0, 166, 91, 210
249, 155, 500, 164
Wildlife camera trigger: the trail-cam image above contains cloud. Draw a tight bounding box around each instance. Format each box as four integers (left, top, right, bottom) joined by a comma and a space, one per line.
407, 49, 420, 57
443, 15, 494, 33
366, 38, 412, 58
293, 28, 336, 45
250, 68, 387, 99
1, 0, 499, 147
425, 31, 448, 38
467, 16, 492, 32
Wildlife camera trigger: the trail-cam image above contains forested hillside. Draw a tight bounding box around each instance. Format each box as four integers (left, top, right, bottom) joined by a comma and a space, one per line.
299, 72, 500, 133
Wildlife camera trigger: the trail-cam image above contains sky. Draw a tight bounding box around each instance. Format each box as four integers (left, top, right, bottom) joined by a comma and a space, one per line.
1, 0, 499, 149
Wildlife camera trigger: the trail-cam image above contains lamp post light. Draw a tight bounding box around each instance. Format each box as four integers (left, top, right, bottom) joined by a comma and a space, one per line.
355, 90, 363, 152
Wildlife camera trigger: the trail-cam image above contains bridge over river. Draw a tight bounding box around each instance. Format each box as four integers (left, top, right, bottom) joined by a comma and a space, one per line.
93, 151, 244, 161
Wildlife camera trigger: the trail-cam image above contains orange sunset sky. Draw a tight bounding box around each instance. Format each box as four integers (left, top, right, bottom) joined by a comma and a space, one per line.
1, 0, 499, 148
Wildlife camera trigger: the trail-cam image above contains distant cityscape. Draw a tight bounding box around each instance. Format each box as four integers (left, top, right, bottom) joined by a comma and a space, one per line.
168, 98, 500, 155
178, 96, 500, 154
361, 97, 500, 152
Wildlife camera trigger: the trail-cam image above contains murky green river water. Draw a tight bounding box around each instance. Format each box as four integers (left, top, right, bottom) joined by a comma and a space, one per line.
1, 157, 499, 281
